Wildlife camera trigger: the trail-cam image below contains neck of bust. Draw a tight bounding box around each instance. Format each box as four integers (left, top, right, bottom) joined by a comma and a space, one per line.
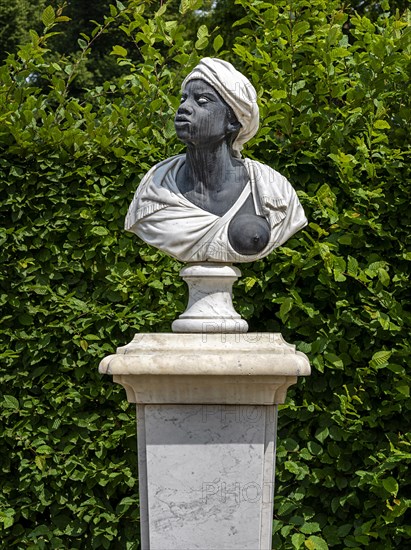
183, 140, 236, 195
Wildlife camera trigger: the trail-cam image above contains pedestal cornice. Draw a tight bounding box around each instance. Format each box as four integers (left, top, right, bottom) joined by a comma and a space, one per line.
99, 333, 310, 405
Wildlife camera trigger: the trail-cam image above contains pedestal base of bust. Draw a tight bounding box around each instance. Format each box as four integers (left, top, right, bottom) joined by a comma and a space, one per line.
99, 333, 310, 550
171, 263, 248, 333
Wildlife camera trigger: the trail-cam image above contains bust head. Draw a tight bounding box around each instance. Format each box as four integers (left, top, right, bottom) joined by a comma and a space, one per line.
174, 79, 241, 150
180, 58, 259, 158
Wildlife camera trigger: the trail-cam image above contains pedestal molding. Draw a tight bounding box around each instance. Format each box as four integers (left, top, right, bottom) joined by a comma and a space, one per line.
111, 373, 298, 405
99, 333, 310, 405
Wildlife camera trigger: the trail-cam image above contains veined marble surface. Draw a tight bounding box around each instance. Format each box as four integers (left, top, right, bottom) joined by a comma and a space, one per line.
138, 404, 277, 550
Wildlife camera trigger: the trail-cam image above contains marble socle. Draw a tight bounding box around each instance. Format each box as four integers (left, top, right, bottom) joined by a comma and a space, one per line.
171, 263, 248, 334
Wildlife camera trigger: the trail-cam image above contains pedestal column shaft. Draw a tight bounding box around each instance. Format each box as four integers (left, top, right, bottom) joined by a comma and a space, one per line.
137, 404, 278, 550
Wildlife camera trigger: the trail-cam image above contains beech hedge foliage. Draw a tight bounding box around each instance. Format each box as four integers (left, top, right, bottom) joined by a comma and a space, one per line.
1, 1, 410, 548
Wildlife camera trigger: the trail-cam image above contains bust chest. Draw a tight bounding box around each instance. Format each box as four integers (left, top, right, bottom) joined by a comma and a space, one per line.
176, 160, 249, 217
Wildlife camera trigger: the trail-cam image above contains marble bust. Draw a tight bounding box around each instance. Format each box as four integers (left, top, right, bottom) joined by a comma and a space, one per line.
125, 58, 307, 263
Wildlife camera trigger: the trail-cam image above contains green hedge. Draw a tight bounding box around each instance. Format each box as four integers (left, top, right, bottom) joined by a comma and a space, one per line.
1, 1, 410, 548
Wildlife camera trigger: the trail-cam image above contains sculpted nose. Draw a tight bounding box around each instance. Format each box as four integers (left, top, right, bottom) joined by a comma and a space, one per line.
177, 103, 192, 115
177, 96, 194, 115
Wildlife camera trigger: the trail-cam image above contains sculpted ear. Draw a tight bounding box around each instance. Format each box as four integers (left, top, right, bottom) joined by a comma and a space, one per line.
227, 120, 241, 134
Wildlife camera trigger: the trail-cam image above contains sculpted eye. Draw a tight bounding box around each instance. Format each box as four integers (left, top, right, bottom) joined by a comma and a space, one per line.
197, 96, 209, 104
180, 95, 187, 103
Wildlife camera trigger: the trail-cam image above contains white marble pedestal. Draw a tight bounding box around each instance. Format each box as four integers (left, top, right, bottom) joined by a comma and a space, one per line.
99, 333, 310, 550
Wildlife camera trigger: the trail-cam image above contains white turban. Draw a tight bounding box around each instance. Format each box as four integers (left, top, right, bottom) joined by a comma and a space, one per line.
181, 57, 259, 158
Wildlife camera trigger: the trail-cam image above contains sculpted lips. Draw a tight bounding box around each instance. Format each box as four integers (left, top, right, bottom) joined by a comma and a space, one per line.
175, 116, 190, 124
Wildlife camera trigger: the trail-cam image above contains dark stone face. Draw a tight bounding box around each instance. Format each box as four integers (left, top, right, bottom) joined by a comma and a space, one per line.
174, 79, 237, 147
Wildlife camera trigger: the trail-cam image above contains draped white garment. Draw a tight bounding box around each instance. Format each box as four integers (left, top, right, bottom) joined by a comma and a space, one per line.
125, 154, 307, 263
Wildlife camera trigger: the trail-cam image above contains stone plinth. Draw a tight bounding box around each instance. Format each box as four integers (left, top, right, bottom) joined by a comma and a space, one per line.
99, 333, 310, 550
